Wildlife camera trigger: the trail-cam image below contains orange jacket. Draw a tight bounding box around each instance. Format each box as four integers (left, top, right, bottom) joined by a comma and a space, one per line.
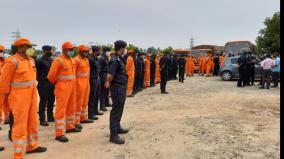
47, 54, 76, 84
155, 57, 160, 79
0, 54, 36, 94
125, 56, 135, 75
74, 55, 90, 78
144, 58, 150, 83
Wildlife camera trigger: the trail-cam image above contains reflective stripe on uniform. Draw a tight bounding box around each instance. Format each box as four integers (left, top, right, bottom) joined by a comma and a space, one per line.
55, 125, 65, 130
66, 116, 75, 120
66, 120, 74, 124
12, 58, 19, 69
56, 75, 75, 80
55, 119, 65, 123
11, 80, 37, 87
14, 147, 24, 153
76, 72, 89, 77
13, 140, 26, 145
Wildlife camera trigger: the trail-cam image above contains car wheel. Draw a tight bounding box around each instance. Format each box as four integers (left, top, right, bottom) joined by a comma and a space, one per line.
222, 71, 232, 81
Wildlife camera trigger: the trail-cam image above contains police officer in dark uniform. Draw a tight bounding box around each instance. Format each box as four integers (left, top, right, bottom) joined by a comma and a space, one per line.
137, 52, 145, 91
172, 55, 178, 80
168, 55, 173, 80
35, 45, 55, 126
237, 51, 248, 87
150, 54, 156, 87
133, 51, 139, 94
88, 46, 102, 120
105, 40, 129, 144
160, 53, 170, 93
99, 47, 111, 110
247, 52, 257, 86
178, 55, 186, 83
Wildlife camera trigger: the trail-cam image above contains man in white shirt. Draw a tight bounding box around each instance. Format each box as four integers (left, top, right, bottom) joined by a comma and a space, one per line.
259, 54, 275, 89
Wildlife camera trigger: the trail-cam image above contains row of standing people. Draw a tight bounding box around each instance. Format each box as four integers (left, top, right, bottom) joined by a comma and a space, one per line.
0, 39, 131, 159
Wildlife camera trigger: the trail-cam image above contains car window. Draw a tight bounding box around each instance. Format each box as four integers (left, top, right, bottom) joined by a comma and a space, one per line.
231, 58, 238, 64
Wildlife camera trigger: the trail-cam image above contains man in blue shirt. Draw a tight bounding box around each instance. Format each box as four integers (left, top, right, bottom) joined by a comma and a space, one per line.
271, 53, 280, 88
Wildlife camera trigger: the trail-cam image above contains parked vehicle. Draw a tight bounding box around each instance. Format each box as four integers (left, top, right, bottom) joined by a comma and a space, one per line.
219, 56, 261, 81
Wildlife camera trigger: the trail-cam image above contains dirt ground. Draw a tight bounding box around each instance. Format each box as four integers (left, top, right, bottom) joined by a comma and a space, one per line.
0, 76, 280, 159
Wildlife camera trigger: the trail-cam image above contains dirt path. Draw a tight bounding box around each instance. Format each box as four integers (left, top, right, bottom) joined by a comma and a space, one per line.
0, 76, 280, 159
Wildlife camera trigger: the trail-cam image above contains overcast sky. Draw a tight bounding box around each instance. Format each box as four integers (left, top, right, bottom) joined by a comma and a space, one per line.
0, 0, 280, 50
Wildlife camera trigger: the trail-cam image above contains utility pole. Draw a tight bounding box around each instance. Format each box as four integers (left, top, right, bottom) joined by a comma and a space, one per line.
190, 36, 194, 49
11, 29, 21, 44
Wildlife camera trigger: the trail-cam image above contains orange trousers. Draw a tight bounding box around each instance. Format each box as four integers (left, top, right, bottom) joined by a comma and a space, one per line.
10, 86, 39, 159
190, 64, 195, 75
75, 77, 90, 124
198, 64, 203, 75
127, 72, 135, 96
54, 81, 76, 137
0, 94, 10, 123
144, 70, 150, 87
206, 64, 211, 76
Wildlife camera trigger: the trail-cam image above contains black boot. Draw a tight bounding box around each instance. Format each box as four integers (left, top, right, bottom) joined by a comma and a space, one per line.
0, 147, 4, 151
95, 111, 104, 116
40, 121, 49, 127
109, 135, 125, 144
75, 124, 83, 130
118, 127, 129, 134
66, 128, 82, 133
26, 146, 47, 154
55, 135, 69, 142
80, 119, 94, 124
100, 107, 107, 112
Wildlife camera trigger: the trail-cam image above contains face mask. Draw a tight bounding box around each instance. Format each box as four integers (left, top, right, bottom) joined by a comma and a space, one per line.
25, 48, 35, 57
83, 53, 89, 58
67, 51, 74, 57
106, 51, 110, 57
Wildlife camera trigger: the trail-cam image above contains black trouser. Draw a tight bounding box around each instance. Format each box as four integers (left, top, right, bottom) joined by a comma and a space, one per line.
213, 64, 220, 76
110, 85, 127, 135
150, 72, 155, 86
272, 71, 280, 87
259, 68, 263, 85
179, 68, 185, 82
237, 67, 248, 87
37, 80, 55, 122
261, 69, 272, 88
249, 67, 255, 85
100, 73, 110, 107
88, 77, 100, 118
160, 72, 168, 92
9, 111, 13, 141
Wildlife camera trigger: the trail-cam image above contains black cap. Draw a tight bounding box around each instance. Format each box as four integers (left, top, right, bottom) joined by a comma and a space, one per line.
102, 47, 111, 52
114, 40, 127, 49
91, 45, 100, 52
42, 45, 52, 51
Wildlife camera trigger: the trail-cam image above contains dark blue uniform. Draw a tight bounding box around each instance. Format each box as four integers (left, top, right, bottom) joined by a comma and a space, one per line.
160, 55, 169, 93
99, 53, 111, 108
237, 54, 248, 87
35, 55, 55, 122
150, 56, 156, 86
108, 53, 128, 135
88, 55, 101, 118
178, 57, 186, 82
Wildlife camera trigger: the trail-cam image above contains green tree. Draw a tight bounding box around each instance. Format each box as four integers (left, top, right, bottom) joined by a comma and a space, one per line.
162, 46, 173, 55
146, 46, 158, 55
127, 44, 139, 52
256, 12, 280, 54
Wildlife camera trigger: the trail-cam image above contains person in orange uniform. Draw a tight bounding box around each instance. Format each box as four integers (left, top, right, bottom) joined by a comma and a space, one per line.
187, 55, 194, 76
198, 55, 204, 76
211, 55, 215, 73
155, 54, 161, 84
205, 52, 212, 77
125, 50, 135, 97
202, 54, 207, 75
74, 45, 93, 127
185, 55, 190, 76
0, 38, 47, 158
219, 52, 225, 66
191, 55, 196, 75
143, 53, 151, 88
0, 45, 6, 152
47, 42, 81, 143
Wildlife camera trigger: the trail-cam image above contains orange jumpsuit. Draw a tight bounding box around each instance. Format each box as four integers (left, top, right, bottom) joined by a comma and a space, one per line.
47, 53, 76, 137
187, 57, 194, 76
74, 55, 90, 123
191, 57, 195, 75
125, 55, 135, 96
0, 59, 9, 123
198, 56, 204, 75
0, 54, 39, 159
155, 57, 161, 84
205, 56, 212, 76
219, 56, 225, 65
144, 58, 150, 87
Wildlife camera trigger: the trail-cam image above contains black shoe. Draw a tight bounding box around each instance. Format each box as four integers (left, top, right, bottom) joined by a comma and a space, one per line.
100, 107, 107, 112
75, 124, 83, 130
95, 111, 104, 115
40, 121, 49, 127
118, 127, 129, 134
66, 128, 82, 133
266, 87, 270, 89
161, 92, 169, 94
109, 135, 125, 144
90, 116, 99, 120
80, 119, 94, 124
4, 121, 9, 125
26, 146, 47, 154
0, 147, 4, 151
55, 135, 69, 142
8, 132, 12, 141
